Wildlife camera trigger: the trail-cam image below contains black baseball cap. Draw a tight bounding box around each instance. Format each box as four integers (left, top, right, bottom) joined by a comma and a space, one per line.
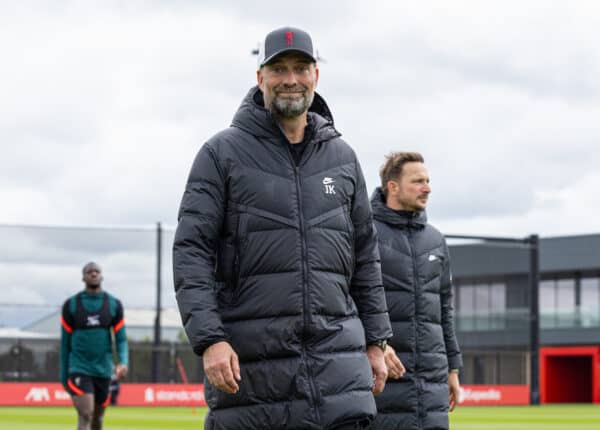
258, 26, 317, 68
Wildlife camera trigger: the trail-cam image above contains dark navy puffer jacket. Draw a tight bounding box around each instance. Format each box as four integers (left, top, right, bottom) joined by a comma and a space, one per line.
370, 188, 462, 430
173, 87, 392, 430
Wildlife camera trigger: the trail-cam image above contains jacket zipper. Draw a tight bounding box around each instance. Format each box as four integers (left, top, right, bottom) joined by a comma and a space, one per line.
408, 225, 423, 429
232, 214, 247, 304
282, 130, 322, 422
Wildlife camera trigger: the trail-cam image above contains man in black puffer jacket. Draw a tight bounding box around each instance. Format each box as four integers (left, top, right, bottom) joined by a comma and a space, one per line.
173, 27, 392, 430
370, 152, 462, 430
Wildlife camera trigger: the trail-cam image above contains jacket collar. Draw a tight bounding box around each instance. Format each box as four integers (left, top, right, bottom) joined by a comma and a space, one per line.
370, 187, 428, 228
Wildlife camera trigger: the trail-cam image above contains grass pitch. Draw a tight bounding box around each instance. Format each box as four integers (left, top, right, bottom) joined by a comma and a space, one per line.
449, 405, 600, 429
0, 406, 206, 429
1, 404, 600, 429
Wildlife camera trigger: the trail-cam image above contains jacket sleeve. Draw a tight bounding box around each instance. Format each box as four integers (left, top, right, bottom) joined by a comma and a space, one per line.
112, 299, 129, 367
173, 144, 228, 356
59, 300, 73, 388
441, 240, 463, 370
349, 157, 393, 344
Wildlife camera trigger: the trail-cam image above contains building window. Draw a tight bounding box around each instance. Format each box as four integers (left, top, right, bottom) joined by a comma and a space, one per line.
540, 278, 577, 328
457, 283, 506, 331
475, 286, 490, 330
460, 350, 527, 385
459, 285, 475, 331
540, 280, 555, 313
556, 279, 575, 327
490, 283, 506, 329
580, 277, 600, 327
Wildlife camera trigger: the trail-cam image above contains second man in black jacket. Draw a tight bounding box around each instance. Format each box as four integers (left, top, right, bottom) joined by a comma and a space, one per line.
370, 152, 462, 430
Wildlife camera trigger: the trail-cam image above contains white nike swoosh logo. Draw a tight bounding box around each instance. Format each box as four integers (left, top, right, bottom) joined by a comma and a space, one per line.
428, 255, 438, 262
322, 177, 335, 185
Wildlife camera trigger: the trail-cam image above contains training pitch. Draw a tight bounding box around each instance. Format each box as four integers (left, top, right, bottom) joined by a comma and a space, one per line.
1, 405, 600, 429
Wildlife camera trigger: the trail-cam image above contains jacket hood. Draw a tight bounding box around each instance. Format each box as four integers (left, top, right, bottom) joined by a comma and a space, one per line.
231, 86, 340, 143
370, 187, 428, 227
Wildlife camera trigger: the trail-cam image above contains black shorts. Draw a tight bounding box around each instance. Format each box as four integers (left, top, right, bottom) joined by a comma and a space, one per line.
67, 374, 111, 405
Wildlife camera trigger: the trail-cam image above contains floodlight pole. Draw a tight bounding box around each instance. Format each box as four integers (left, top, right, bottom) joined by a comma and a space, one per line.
152, 222, 162, 382
528, 234, 540, 405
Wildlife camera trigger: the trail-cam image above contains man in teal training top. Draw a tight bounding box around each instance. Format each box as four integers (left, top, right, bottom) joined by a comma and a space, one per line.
60, 262, 129, 430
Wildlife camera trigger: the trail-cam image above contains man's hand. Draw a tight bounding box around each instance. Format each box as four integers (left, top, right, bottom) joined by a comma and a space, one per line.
203, 341, 241, 394
383, 344, 405, 379
366, 345, 388, 395
448, 371, 460, 411
115, 364, 128, 380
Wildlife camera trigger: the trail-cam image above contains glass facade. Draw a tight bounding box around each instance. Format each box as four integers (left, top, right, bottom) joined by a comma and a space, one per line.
456, 282, 509, 331
457, 276, 600, 331
539, 276, 600, 328
581, 277, 600, 327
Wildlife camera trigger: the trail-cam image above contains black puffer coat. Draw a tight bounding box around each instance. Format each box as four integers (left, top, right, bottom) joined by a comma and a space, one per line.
173, 87, 392, 430
370, 188, 462, 430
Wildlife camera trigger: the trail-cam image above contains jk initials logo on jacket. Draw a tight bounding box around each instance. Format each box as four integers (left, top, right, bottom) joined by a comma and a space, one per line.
323, 177, 336, 195
86, 315, 101, 326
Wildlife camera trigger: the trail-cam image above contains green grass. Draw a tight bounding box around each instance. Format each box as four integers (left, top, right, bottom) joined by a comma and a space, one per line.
449, 405, 600, 430
1, 405, 600, 429
0, 406, 206, 429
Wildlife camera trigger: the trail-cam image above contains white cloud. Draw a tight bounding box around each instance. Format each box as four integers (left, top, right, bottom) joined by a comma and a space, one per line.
436, 171, 600, 237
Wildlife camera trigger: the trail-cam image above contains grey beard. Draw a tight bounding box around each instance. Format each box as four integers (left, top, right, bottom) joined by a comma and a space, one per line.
271, 92, 314, 119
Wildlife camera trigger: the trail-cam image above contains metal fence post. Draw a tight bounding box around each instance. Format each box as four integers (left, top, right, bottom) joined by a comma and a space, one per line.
152, 222, 162, 382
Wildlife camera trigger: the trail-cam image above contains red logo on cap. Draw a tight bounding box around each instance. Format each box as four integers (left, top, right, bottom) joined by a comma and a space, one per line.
285, 31, 293, 47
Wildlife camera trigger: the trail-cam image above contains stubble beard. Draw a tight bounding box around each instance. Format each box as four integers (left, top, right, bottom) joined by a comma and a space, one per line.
397, 195, 426, 212
271, 87, 314, 119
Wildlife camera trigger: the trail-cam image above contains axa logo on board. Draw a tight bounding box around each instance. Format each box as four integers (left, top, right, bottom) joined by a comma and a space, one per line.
25, 387, 50, 402
24, 386, 70, 402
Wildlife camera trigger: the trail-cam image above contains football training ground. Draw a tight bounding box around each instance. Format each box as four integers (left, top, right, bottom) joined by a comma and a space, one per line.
1, 405, 600, 429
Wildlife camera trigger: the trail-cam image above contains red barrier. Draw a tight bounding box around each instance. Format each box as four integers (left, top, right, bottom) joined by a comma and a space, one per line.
1, 382, 528, 407
459, 384, 529, 405
0, 383, 206, 407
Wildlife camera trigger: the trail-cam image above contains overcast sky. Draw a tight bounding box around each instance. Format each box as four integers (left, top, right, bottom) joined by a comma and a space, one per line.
1, 1, 599, 326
